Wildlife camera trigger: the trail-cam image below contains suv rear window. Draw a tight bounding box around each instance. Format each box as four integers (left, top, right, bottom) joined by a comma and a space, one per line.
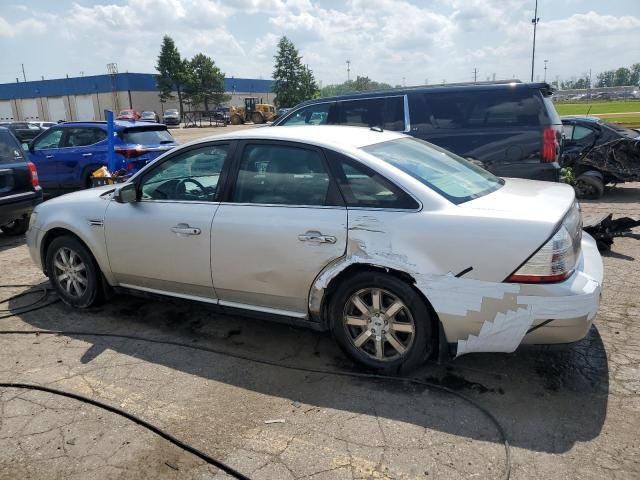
0, 130, 24, 164
362, 137, 503, 204
121, 127, 174, 145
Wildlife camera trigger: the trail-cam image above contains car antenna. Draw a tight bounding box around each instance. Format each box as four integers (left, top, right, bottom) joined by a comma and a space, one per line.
586, 105, 592, 117
370, 125, 384, 132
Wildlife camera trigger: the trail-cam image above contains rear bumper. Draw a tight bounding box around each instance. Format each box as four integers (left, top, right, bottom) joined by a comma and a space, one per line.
0, 189, 43, 226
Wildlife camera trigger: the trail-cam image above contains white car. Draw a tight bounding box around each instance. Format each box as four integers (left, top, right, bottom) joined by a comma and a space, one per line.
26, 126, 603, 371
29, 121, 57, 129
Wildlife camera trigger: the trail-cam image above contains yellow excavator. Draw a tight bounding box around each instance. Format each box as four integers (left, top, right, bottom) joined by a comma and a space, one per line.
229, 97, 276, 125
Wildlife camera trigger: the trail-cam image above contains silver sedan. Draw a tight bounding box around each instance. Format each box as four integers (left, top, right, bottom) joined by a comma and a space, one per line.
27, 126, 603, 371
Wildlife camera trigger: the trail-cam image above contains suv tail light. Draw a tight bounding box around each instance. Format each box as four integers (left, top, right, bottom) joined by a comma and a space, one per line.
27, 161, 39, 187
115, 146, 148, 158
541, 127, 558, 163
507, 202, 582, 283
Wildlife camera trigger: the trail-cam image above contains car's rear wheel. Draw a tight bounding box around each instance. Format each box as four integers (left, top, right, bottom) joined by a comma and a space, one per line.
46, 235, 101, 308
575, 174, 604, 199
329, 272, 432, 372
1, 217, 29, 236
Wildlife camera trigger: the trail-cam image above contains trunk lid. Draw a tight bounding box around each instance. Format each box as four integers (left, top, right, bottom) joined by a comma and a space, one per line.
460, 177, 575, 224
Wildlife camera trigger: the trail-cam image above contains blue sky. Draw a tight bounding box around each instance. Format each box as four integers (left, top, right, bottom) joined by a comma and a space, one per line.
0, 0, 639, 86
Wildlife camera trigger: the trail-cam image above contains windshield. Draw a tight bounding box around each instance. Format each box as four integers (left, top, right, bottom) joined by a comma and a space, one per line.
361, 137, 503, 204
121, 127, 174, 145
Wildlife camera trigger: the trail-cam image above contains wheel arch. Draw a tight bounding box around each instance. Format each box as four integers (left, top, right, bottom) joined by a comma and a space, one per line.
40, 227, 103, 279
311, 261, 448, 361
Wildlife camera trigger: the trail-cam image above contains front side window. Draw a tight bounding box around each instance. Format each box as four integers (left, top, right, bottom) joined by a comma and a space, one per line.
362, 137, 503, 204
280, 103, 334, 126
572, 125, 596, 141
33, 128, 63, 150
232, 144, 330, 206
140, 144, 229, 201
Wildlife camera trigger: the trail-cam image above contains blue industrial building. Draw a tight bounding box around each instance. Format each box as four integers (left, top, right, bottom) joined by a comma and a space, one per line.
0, 73, 274, 121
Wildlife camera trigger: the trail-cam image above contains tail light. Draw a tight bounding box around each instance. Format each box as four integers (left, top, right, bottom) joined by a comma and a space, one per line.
115, 146, 147, 158
541, 127, 558, 163
27, 161, 39, 187
507, 202, 582, 283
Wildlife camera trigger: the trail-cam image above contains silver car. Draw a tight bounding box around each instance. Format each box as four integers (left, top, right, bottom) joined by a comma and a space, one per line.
26, 126, 603, 371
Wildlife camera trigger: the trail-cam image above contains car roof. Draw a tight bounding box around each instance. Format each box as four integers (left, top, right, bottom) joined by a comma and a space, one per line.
52, 120, 166, 129
200, 125, 406, 149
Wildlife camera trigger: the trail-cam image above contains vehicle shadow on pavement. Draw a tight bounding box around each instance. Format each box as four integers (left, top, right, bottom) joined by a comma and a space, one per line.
0, 233, 26, 254
13, 293, 608, 455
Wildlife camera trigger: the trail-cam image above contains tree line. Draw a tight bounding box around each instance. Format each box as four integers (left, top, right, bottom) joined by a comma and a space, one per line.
560, 63, 640, 90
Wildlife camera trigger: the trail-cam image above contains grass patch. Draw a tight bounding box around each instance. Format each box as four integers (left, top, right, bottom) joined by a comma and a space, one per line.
594, 115, 640, 127
555, 101, 640, 115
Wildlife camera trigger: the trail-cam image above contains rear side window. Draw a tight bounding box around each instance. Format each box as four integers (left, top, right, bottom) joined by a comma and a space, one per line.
408, 89, 545, 130
232, 144, 330, 206
327, 150, 418, 209
0, 131, 24, 164
122, 127, 174, 145
338, 96, 405, 131
64, 128, 107, 147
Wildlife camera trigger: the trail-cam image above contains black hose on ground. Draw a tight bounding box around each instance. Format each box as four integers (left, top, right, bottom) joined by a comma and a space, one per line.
0, 284, 511, 480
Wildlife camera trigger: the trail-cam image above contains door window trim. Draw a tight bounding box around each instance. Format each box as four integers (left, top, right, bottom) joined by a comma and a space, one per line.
133, 140, 237, 204
221, 139, 345, 208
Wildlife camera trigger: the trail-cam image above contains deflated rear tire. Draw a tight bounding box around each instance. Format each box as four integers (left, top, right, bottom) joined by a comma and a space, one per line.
46, 235, 101, 308
330, 272, 432, 373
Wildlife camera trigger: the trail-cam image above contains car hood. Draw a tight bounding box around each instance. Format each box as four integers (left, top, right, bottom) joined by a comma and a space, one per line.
460, 178, 575, 224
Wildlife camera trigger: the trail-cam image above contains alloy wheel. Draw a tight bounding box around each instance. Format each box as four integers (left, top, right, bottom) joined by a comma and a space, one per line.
53, 247, 88, 298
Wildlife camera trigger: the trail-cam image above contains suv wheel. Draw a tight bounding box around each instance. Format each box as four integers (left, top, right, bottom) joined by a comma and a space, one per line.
1, 218, 29, 236
329, 272, 432, 372
46, 235, 101, 308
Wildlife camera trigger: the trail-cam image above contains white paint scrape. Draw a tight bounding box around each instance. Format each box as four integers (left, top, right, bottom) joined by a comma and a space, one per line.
456, 307, 534, 357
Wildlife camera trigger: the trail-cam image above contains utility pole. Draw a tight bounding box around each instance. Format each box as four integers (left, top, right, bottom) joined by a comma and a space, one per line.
402, 76, 406, 87
346, 60, 351, 82
543, 59, 548, 82
21, 64, 26, 82
530, 0, 539, 82
473, 67, 478, 83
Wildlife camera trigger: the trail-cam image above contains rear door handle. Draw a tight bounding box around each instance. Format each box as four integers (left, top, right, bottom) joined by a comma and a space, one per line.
170, 223, 201, 236
298, 231, 337, 244
82, 153, 93, 157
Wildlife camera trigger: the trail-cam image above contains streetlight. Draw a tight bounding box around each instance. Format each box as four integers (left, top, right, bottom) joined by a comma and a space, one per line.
543, 59, 548, 82
346, 60, 351, 82
530, 0, 539, 82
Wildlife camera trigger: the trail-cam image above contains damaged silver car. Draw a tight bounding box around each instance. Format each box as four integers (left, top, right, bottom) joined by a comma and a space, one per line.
26, 126, 603, 371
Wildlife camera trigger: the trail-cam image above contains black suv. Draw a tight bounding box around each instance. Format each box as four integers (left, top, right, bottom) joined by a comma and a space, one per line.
273, 82, 563, 182
0, 127, 43, 235
0, 122, 43, 143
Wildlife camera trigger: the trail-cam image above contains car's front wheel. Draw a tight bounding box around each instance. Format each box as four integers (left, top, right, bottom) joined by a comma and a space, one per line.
330, 272, 433, 372
46, 235, 101, 308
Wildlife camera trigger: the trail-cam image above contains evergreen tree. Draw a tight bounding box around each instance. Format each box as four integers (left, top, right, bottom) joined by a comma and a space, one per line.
272, 37, 318, 107
156, 36, 187, 115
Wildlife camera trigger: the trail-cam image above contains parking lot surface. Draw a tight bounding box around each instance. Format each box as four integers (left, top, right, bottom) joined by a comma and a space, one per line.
0, 175, 638, 478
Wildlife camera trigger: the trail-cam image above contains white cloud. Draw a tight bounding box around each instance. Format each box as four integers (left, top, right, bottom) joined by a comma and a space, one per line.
0, 16, 46, 37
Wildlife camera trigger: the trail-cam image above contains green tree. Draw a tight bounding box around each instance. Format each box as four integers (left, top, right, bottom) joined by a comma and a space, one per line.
613, 67, 631, 86
320, 76, 392, 97
272, 36, 318, 107
630, 63, 640, 86
184, 53, 226, 111
156, 36, 188, 115
596, 70, 615, 88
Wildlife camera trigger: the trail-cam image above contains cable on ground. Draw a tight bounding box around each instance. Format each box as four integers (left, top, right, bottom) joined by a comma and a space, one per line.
0, 283, 511, 480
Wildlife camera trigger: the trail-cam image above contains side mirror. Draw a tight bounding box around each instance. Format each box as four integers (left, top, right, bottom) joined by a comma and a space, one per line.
114, 182, 138, 204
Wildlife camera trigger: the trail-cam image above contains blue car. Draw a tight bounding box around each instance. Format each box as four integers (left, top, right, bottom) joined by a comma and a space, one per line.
26, 121, 178, 194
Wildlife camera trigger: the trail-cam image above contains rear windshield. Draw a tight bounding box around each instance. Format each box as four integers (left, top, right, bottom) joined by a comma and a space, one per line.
121, 127, 174, 145
0, 130, 24, 164
362, 137, 503, 204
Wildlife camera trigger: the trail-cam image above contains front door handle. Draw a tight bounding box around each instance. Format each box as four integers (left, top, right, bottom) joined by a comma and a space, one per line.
82, 153, 93, 157
45, 155, 54, 159
298, 230, 337, 244
170, 223, 201, 236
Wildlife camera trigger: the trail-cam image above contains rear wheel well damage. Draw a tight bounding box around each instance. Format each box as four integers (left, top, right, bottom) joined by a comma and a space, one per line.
317, 263, 448, 361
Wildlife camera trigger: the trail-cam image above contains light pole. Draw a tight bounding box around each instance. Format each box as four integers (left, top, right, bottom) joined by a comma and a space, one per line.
530, 0, 539, 82
346, 60, 351, 82
543, 59, 548, 82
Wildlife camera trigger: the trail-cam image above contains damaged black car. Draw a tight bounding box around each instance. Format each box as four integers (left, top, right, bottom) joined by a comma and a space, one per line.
561, 116, 640, 199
